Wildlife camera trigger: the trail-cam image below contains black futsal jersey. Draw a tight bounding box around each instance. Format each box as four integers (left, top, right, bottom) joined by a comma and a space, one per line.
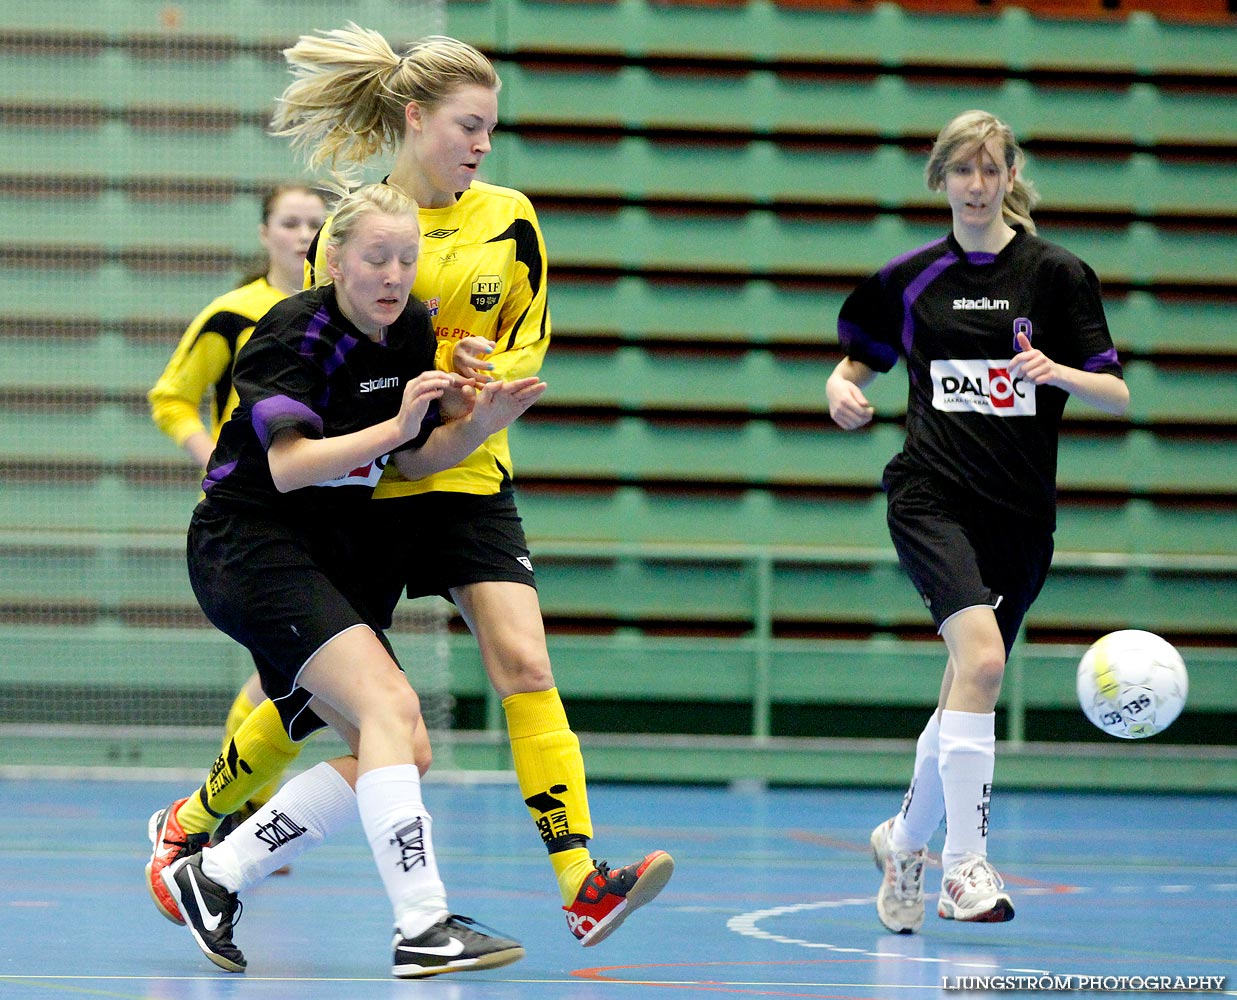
200, 284, 438, 516
838, 228, 1122, 525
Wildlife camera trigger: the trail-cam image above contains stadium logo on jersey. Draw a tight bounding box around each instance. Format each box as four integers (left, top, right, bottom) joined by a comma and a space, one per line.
470, 274, 502, 312
930, 359, 1035, 416
423, 296, 440, 318
359, 375, 400, 393
953, 296, 1010, 311
423, 228, 459, 239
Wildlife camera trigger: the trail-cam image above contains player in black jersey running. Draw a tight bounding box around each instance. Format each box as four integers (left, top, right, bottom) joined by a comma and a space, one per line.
154, 183, 543, 978
826, 110, 1129, 934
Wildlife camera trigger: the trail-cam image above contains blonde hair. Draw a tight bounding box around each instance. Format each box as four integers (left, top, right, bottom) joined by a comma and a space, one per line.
313, 183, 421, 288
271, 23, 499, 190
925, 110, 1039, 235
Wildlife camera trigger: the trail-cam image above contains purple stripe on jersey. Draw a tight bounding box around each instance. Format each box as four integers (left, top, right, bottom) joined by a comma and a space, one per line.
298, 303, 358, 408
839, 317, 899, 370
879, 235, 949, 281
252, 394, 323, 447
964, 251, 999, 265
299, 304, 358, 378
202, 460, 237, 492
299, 303, 331, 353
901, 252, 958, 359
1084, 346, 1121, 373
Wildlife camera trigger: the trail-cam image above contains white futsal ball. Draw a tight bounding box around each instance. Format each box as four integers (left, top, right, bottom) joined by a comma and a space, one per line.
1076, 630, 1188, 739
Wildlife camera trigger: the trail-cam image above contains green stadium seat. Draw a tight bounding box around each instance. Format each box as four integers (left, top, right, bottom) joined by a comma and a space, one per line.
496, 62, 1237, 146
509, 415, 904, 486
1106, 293, 1237, 356
0, 476, 200, 534
550, 274, 850, 344
518, 483, 896, 548
3, 46, 282, 113
0, 259, 239, 324
0, 117, 304, 185
1028, 151, 1237, 218
0, 327, 174, 395
0, 188, 260, 253
1121, 360, 1237, 424
500, 0, 1235, 74
1056, 427, 1237, 494
1053, 496, 1237, 558
538, 205, 1237, 286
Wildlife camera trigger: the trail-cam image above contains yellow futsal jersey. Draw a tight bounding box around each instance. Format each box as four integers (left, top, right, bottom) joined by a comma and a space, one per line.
148, 277, 285, 447
309, 181, 551, 497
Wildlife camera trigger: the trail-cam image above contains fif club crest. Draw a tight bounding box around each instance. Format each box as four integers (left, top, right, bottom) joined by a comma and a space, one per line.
470, 274, 502, 312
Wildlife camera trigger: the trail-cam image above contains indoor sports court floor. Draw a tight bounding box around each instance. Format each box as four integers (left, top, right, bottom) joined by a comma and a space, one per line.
1, 774, 1234, 999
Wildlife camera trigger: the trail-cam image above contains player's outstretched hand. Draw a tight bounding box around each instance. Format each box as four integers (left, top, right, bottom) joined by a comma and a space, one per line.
453, 337, 497, 382
826, 374, 875, 430
1009, 331, 1058, 387
439, 373, 487, 421
468, 377, 548, 437
393, 370, 454, 442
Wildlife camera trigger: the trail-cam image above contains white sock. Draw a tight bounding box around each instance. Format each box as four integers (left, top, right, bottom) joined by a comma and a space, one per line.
891, 712, 944, 853
938, 709, 996, 871
355, 763, 448, 938
201, 761, 357, 893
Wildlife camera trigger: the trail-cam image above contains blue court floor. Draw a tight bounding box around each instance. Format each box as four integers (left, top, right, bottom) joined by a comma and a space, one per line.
0, 774, 1234, 999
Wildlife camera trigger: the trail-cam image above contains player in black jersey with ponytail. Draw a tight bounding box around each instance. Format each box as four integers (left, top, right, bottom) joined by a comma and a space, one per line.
827, 110, 1129, 934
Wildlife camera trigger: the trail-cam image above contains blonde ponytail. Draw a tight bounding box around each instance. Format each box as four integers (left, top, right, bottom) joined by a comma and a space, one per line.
271, 23, 499, 192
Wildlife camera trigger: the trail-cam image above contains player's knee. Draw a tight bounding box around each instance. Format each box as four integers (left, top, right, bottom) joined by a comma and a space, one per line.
359, 672, 423, 737
486, 642, 554, 696
327, 755, 359, 789
967, 648, 1006, 695
413, 729, 433, 777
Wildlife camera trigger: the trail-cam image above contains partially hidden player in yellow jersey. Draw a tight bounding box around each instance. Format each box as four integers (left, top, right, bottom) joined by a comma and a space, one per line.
149, 185, 326, 467
146, 25, 673, 950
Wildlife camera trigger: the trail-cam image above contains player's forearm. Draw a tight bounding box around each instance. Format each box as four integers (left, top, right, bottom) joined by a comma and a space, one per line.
392, 419, 490, 481
267, 423, 406, 493
1055, 369, 1129, 417
829, 356, 877, 390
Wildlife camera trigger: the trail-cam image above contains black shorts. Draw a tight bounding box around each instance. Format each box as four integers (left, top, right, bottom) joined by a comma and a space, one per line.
884, 465, 1054, 656
187, 501, 398, 741
361, 488, 537, 624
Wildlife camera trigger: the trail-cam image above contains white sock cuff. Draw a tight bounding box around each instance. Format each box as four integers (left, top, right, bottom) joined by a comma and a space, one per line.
939, 709, 996, 752
295, 761, 359, 833
917, 711, 942, 754
356, 763, 423, 804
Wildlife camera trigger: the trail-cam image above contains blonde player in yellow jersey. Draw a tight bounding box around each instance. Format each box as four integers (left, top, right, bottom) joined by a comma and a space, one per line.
148, 184, 326, 825
146, 24, 672, 950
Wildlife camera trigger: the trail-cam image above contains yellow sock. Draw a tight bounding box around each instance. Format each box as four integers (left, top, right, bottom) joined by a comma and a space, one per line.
504, 688, 596, 905
176, 698, 302, 836
221, 686, 257, 749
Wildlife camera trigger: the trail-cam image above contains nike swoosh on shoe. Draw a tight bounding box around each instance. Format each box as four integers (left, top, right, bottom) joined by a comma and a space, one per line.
186, 865, 224, 932
397, 937, 465, 957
